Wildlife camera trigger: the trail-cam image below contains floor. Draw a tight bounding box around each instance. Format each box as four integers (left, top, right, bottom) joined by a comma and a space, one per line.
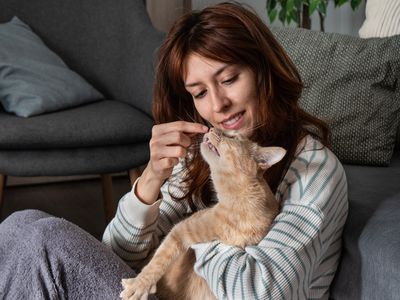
0, 175, 132, 240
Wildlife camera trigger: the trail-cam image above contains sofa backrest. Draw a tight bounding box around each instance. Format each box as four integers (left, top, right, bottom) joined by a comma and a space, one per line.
0, 0, 164, 116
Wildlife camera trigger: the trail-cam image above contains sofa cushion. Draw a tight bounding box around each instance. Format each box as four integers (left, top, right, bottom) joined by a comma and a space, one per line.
0, 100, 153, 150
0, 17, 103, 117
358, 0, 400, 151
0, 0, 164, 117
272, 28, 400, 166
359, 0, 400, 38
0, 143, 150, 176
330, 152, 400, 299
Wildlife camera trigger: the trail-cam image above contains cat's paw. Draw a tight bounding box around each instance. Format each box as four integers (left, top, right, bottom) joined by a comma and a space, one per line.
120, 277, 157, 300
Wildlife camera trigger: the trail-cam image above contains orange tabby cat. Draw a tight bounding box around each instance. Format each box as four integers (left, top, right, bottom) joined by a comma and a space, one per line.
120, 127, 286, 300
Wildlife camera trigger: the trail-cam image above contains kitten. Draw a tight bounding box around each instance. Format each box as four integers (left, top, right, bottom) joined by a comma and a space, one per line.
120, 127, 286, 300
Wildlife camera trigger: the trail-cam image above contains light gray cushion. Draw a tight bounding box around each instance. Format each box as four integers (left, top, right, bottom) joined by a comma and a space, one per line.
272, 28, 400, 166
330, 152, 400, 299
0, 0, 165, 117
0, 17, 103, 117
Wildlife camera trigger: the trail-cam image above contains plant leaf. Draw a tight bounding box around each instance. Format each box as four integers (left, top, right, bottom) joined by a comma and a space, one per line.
291, 9, 300, 24
269, 8, 278, 23
350, 0, 363, 10
266, 0, 277, 11
309, 0, 321, 15
318, 0, 327, 16
294, 0, 302, 10
286, 14, 292, 23
335, 0, 347, 7
279, 6, 287, 24
287, 0, 295, 13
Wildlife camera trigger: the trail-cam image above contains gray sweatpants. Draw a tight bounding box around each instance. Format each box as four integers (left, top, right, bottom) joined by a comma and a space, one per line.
0, 209, 144, 300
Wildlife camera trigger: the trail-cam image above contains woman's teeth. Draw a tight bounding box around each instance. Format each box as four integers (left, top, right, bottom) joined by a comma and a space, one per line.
223, 112, 243, 126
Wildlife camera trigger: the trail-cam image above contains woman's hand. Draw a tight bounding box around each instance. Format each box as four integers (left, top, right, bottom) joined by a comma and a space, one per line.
136, 121, 209, 205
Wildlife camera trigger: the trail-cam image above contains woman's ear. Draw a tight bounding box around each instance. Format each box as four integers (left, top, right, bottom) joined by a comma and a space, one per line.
255, 146, 286, 170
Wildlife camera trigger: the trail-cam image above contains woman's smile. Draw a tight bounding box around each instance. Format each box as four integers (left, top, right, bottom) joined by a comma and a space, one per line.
220, 111, 245, 130
184, 54, 258, 136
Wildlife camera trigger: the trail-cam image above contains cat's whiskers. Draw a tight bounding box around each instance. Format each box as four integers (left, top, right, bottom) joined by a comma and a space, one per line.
242, 122, 266, 134
189, 134, 205, 151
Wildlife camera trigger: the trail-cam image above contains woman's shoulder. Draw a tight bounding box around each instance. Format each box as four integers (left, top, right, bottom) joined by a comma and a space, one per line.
276, 135, 347, 209
293, 135, 343, 171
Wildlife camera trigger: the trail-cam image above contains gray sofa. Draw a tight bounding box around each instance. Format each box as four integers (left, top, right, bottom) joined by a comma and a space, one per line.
331, 152, 400, 299
272, 28, 400, 299
0, 1, 399, 299
0, 0, 164, 220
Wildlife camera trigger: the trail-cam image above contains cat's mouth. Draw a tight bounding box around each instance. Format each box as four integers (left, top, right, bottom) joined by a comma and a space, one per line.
204, 136, 220, 157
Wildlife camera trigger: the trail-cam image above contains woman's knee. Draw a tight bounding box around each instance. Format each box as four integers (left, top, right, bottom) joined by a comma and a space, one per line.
1, 209, 90, 254
2, 209, 53, 227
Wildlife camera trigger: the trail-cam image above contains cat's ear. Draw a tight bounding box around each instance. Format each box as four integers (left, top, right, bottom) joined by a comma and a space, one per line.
255, 146, 286, 170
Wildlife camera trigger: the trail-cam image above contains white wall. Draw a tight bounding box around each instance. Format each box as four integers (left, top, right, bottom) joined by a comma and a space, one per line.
192, 0, 366, 36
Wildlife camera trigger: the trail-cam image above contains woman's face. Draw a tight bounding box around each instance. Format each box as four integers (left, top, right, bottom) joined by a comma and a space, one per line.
184, 53, 258, 137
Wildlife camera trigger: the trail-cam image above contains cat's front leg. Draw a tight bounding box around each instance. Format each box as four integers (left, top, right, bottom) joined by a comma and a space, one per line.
121, 208, 215, 300
120, 249, 169, 300
120, 226, 188, 300
120, 276, 157, 300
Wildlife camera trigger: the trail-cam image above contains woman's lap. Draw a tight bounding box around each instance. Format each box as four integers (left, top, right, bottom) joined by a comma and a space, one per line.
0, 209, 138, 300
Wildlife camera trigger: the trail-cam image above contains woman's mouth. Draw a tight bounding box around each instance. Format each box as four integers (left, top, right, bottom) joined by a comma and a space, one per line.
221, 111, 245, 130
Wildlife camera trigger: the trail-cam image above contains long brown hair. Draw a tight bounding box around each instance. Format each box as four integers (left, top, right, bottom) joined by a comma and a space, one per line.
153, 2, 330, 207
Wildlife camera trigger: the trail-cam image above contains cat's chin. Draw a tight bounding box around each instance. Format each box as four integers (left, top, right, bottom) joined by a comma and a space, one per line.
200, 142, 219, 166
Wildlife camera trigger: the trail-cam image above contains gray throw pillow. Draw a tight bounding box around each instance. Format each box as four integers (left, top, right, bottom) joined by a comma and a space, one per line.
272, 28, 400, 166
0, 17, 103, 117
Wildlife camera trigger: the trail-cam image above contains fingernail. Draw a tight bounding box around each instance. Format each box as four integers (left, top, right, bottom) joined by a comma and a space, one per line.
203, 126, 209, 131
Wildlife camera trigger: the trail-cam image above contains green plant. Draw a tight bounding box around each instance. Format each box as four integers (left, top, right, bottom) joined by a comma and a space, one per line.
266, 0, 364, 31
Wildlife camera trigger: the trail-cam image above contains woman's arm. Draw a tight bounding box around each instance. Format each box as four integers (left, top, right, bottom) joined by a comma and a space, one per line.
102, 121, 207, 269
192, 137, 348, 299
102, 162, 191, 270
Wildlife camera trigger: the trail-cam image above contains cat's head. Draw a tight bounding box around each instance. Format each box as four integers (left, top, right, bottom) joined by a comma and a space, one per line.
200, 128, 286, 177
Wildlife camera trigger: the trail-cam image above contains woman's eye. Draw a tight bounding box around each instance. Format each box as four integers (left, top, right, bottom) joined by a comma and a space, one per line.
194, 90, 206, 99
222, 75, 238, 85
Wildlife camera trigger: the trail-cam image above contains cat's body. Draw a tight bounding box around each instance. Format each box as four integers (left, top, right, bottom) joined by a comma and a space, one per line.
121, 128, 286, 300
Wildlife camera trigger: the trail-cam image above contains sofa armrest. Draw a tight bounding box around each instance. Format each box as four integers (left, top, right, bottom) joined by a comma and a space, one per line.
357, 192, 400, 299
331, 191, 400, 300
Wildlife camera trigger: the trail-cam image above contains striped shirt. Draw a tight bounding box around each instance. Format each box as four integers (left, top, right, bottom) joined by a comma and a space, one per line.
102, 135, 348, 300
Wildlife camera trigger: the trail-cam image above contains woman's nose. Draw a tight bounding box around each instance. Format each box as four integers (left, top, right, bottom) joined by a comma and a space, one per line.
210, 88, 230, 112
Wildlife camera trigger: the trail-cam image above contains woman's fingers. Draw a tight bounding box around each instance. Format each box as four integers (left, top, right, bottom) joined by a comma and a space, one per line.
136, 122, 208, 203
152, 121, 208, 137
159, 157, 179, 170
151, 145, 187, 161
150, 131, 192, 149
147, 121, 208, 181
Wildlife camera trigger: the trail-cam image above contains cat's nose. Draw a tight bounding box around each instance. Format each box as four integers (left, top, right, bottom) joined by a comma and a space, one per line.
210, 127, 219, 134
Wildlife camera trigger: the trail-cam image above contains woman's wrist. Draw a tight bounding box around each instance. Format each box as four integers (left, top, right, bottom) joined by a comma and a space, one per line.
134, 167, 165, 205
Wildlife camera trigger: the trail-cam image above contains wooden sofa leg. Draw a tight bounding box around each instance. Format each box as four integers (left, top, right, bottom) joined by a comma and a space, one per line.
0, 175, 7, 216
128, 167, 142, 186
101, 174, 114, 223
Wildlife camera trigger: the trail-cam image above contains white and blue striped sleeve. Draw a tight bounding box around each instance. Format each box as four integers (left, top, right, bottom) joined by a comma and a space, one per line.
192, 136, 348, 300
102, 162, 191, 269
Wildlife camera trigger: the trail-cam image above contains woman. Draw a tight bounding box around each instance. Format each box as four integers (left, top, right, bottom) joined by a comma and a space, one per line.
0, 2, 347, 300
105, 2, 347, 299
